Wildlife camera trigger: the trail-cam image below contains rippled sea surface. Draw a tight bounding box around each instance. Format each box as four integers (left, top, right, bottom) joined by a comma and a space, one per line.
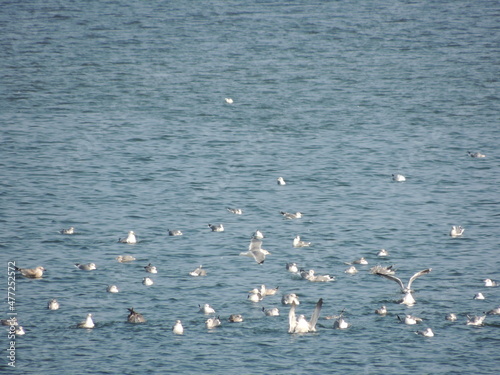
1, 0, 500, 374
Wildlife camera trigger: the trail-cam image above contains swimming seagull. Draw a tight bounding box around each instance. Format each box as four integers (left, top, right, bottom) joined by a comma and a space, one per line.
142, 277, 154, 286
280, 211, 302, 219
483, 278, 498, 287
473, 292, 485, 300
487, 306, 500, 315
60, 226, 74, 234
262, 307, 280, 316
172, 320, 184, 334
199, 304, 216, 315
282, 294, 300, 305
467, 151, 486, 158
398, 314, 423, 325
392, 174, 406, 182
248, 288, 264, 303
288, 298, 323, 333
118, 231, 137, 244
226, 208, 243, 215
1, 317, 18, 326
239, 238, 271, 264
144, 263, 158, 274
333, 315, 350, 330
78, 313, 95, 329
293, 235, 311, 248
375, 305, 387, 315
277, 177, 286, 185
127, 308, 146, 323
205, 317, 221, 329
466, 314, 486, 326
301, 269, 335, 282
224, 98, 233, 104
377, 249, 389, 257
352, 257, 368, 265
449, 226, 465, 237
345, 266, 358, 274
260, 285, 279, 296
116, 255, 136, 263
75, 263, 96, 271
107, 285, 119, 293
415, 328, 434, 337
48, 299, 60, 310
168, 229, 183, 236
228, 314, 244, 322
286, 263, 299, 273
189, 265, 207, 277
15, 326, 26, 336
446, 313, 457, 321
15, 266, 45, 279
208, 223, 224, 232
374, 268, 431, 305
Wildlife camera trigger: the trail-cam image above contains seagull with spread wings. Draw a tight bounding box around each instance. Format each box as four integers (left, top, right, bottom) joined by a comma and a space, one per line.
288, 298, 323, 333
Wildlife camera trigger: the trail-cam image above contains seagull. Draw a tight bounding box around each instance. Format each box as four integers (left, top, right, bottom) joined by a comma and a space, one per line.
205, 317, 221, 329
75, 263, 96, 271
260, 285, 279, 296
1, 317, 18, 326
47, 299, 60, 310
107, 285, 119, 293
369, 264, 396, 275
483, 278, 498, 287
333, 316, 350, 330
377, 249, 389, 257
282, 294, 300, 305
280, 211, 302, 219
77, 313, 94, 329
375, 306, 387, 315
473, 292, 485, 300
144, 263, 158, 274
398, 314, 423, 325
293, 235, 311, 248
487, 306, 500, 315
208, 223, 224, 232
168, 229, 183, 236
240, 238, 271, 264
352, 257, 368, 265
226, 208, 243, 215
142, 277, 154, 286
60, 226, 74, 234
288, 298, 323, 333
374, 268, 431, 293
116, 255, 136, 263
15, 326, 26, 336
15, 265, 45, 279
189, 265, 207, 277
118, 231, 137, 244
446, 313, 458, 321
228, 314, 244, 322
172, 320, 184, 334
466, 314, 486, 326
248, 288, 264, 303
127, 308, 146, 323
262, 307, 280, 316
392, 174, 406, 182
253, 230, 264, 239
224, 98, 233, 104
199, 304, 216, 315
277, 177, 286, 185
449, 226, 465, 237
415, 328, 434, 337
468, 151, 486, 158
286, 263, 299, 273
344, 266, 358, 274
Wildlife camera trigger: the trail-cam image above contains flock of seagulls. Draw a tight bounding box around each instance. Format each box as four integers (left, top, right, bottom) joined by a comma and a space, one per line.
10, 153, 497, 340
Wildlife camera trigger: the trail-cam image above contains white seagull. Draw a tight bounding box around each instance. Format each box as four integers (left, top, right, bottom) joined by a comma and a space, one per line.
118, 231, 137, 244
398, 314, 423, 325
142, 277, 154, 286
262, 307, 280, 316
168, 229, 183, 236
415, 328, 434, 337
116, 255, 136, 263
78, 313, 95, 329
189, 265, 207, 277
483, 278, 498, 287
449, 226, 465, 237
286, 263, 299, 273
466, 314, 486, 326
205, 317, 221, 329
224, 98, 233, 104
288, 298, 323, 333
144, 263, 158, 274
240, 238, 271, 264
15, 265, 45, 279
260, 285, 279, 296
277, 177, 286, 185
293, 235, 311, 248
199, 304, 216, 315
208, 223, 224, 232
48, 299, 60, 310
467, 151, 486, 158
172, 320, 184, 334
473, 292, 485, 300
226, 208, 243, 215
487, 306, 500, 315
280, 211, 302, 219
333, 316, 350, 330
248, 288, 264, 303
253, 230, 264, 239
60, 226, 74, 234
228, 314, 244, 323
344, 266, 358, 274
392, 174, 406, 182
446, 313, 458, 321
375, 305, 387, 315
377, 249, 389, 257
282, 294, 300, 305
374, 268, 431, 305
75, 263, 96, 271
107, 285, 119, 293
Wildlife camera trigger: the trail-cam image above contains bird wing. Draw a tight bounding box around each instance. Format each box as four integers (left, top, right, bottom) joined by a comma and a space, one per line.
249, 238, 263, 251
308, 298, 323, 331
407, 268, 432, 291
251, 250, 266, 264
376, 273, 405, 292
288, 302, 297, 333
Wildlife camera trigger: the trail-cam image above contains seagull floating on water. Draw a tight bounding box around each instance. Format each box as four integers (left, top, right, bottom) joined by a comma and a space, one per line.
446, 313, 457, 321
168, 229, 183, 236
282, 293, 300, 305
78, 313, 95, 329
240, 237, 271, 264
293, 235, 311, 248
375, 305, 387, 315
189, 265, 207, 277
228, 314, 244, 322
15, 265, 45, 279
107, 285, 119, 293
226, 208, 243, 215
286, 263, 299, 273
487, 306, 500, 315
473, 292, 485, 300
392, 174, 406, 182
333, 315, 350, 330
248, 288, 264, 302
127, 308, 146, 323
144, 263, 158, 274
260, 285, 279, 296
15, 326, 26, 336
467, 151, 486, 158
288, 298, 323, 333
224, 98, 233, 104
280, 211, 302, 219
483, 278, 498, 287
75, 263, 96, 271
48, 299, 60, 310
199, 304, 216, 315
262, 307, 280, 316
344, 266, 358, 274
172, 320, 184, 334
208, 223, 224, 232
377, 249, 389, 257
60, 226, 74, 235
449, 226, 465, 237
118, 231, 137, 244
116, 255, 136, 263
466, 314, 486, 326
277, 177, 286, 185
142, 277, 154, 286
415, 328, 434, 337
300, 269, 335, 282
1, 317, 18, 326
206, 317, 221, 329
398, 314, 423, 325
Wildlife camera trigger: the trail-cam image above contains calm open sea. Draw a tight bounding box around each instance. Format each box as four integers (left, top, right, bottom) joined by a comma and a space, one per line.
1, 0, 499, 374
